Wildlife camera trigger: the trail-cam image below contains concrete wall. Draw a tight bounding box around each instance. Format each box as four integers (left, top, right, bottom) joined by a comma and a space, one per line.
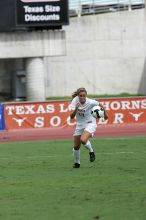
0, 30, 66, 101
0, 9, 146, 100
0, 30, 66, 59
45, 9, 146, 97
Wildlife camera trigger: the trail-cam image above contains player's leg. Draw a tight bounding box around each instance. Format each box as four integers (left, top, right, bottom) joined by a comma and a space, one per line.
80, 125, 96, 162
80, 130, 93, 151
73, 135, 81, 168
72, 127, 84, 168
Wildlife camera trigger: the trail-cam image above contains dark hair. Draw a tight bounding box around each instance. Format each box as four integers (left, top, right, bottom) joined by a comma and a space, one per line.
72, 87, 87, 99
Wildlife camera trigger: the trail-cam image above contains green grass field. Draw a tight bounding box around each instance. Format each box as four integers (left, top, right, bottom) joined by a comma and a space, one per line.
0, 136, 146, 220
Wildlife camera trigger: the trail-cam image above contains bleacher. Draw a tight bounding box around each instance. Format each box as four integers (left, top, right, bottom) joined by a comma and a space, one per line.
69, 0, 145, 17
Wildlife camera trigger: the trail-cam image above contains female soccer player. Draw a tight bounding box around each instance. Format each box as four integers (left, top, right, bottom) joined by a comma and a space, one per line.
69, 87, 108, 168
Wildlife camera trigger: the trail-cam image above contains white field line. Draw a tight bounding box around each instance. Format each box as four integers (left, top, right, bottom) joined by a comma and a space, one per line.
0, 151, 144, 160
96, 151, 135, 155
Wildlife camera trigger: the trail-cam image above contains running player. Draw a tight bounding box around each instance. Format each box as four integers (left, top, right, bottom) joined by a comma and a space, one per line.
68, 87, 108, 168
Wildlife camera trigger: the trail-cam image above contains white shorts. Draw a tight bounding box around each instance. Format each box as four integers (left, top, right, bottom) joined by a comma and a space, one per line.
73, 123, 97, 137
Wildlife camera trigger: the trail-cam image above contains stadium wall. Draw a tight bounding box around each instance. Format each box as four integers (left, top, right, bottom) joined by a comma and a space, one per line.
0, 31, 66, 101
45, 9, 146, 97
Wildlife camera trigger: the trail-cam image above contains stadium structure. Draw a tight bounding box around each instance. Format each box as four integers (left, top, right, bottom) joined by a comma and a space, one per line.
0, 0, 146, 101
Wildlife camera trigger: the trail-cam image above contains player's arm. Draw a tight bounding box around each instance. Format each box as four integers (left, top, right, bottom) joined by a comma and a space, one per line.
99, 103, 108, 120
70, 103, 80, 119
103, 109, 108, 120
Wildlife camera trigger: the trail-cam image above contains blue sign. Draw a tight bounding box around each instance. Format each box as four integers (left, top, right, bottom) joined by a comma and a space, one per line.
0, 104, 5, 130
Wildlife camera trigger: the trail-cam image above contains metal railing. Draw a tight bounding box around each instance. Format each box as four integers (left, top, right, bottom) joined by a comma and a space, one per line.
69, 0, 145, 17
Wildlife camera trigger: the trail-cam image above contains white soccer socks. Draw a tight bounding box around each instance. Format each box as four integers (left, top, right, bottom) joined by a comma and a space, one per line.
84, 140, 94, 153
73, 148, 80, 164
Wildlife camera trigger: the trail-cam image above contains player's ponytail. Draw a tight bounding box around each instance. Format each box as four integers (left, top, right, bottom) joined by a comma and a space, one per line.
72, 87, 87, 99
72, 91, 78, 99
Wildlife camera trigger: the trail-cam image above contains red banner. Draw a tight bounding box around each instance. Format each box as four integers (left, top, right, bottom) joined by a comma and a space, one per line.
4, 97, 146, 130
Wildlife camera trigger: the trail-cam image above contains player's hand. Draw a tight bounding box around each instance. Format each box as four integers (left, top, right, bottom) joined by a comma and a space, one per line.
76, 103, 80, 109
104, 111, 108, 120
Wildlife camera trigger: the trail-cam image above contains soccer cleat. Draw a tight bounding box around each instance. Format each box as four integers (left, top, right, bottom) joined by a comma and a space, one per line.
89, 152, 95, 162
73, 163, 80, 168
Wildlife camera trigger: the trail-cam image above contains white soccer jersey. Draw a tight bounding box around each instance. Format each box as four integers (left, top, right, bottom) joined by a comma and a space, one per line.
68, 96, 99, 128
